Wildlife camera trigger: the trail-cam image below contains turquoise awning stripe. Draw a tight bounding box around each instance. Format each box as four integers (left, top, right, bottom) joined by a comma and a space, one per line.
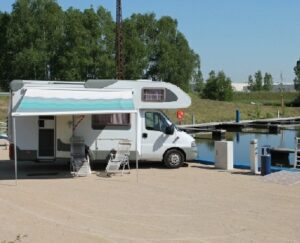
17, 97, 134, 113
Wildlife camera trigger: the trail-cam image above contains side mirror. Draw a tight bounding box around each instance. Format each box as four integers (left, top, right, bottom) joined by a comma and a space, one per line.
165, 124, 175, 135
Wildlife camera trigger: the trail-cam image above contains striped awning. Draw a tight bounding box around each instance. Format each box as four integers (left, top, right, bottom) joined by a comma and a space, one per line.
12, 88, 136, 117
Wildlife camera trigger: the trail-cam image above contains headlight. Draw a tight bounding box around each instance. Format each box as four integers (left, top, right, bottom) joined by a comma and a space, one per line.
191, 141, 196, 147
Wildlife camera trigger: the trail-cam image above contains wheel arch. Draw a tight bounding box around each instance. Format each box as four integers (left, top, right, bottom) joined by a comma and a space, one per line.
162, 147, 186, 162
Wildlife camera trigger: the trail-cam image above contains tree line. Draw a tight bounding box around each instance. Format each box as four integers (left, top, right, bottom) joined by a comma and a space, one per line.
1, 0, 299, 103
0, 0, 201, 91
294, 59, 300, 91
247, 60, 300, 92
247, 71, 273, 91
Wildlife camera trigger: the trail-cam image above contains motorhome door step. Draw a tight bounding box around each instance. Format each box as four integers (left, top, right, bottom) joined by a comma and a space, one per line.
36, 160, 56, 163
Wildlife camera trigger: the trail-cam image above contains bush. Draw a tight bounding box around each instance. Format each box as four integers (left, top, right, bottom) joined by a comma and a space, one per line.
203, 71, 233, 101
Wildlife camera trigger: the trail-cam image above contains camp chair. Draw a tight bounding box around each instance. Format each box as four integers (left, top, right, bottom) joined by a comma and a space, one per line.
105, 139, 131, 176
70, 136, 91, 177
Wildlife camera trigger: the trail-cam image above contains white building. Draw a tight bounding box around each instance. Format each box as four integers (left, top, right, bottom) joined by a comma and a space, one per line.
231, 83, 249, 92
231, 82, 296, 92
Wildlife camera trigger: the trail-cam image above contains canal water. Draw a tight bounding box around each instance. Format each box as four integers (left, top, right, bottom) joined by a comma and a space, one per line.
196, 129, 300, 167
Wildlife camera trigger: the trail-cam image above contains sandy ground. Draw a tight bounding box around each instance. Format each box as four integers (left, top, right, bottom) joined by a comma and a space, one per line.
0, 149, 300, 243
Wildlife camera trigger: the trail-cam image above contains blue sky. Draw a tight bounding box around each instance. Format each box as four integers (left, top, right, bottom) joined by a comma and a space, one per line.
1, 0, 300, 83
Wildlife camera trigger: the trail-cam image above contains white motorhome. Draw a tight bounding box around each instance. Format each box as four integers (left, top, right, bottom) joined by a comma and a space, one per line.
8, 79, 197, 168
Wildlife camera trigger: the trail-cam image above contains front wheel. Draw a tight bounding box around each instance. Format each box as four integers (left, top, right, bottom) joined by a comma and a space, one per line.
163, 149, 184, 169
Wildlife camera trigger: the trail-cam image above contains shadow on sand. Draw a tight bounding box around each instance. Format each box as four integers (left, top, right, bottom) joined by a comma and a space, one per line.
0, 160, 72, 180
190, 163, 257, 176
0, 160, 189, 181
230, 171, 257, 176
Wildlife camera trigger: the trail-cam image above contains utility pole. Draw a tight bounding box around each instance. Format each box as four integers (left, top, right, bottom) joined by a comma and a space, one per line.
116, 0, 125, 80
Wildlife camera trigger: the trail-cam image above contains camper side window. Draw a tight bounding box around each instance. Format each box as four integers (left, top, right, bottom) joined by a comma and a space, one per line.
92, 113, 130, 129
142, 88, 165, 102
145, 112, 167, 133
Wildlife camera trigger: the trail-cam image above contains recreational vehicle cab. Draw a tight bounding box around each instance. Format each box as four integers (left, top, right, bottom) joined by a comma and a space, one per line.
8, 79, 197, 168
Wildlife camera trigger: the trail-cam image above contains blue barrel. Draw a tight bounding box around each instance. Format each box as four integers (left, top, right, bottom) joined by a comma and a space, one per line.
261, 155, 271, 176
235, 110, 240, 123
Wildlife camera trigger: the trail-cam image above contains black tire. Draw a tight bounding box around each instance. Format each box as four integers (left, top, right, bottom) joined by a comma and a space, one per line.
163, 149, 184, 168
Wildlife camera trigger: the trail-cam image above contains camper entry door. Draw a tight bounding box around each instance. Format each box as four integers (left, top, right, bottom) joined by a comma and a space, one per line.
38, 116, 55, 159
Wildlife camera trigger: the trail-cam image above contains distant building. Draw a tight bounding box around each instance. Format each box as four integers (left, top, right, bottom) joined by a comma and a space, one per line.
272, 82, 295, 92
231, 82, 296, 92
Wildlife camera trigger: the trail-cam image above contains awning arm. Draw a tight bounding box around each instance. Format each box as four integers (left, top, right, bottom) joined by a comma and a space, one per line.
13, 117, 17, 185
135, 112, 139, 183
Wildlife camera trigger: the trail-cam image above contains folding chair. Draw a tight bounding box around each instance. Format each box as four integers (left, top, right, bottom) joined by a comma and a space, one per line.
105, 139, 131, 176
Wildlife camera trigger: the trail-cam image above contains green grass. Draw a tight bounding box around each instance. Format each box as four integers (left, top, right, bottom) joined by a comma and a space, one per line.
165, 92, 300, 124
0, 97, 8, 121
232, 91, 298, 106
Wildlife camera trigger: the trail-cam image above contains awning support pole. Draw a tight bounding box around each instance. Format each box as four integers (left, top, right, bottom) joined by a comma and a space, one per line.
13, 117, 17, 185
135, 112, 139, 183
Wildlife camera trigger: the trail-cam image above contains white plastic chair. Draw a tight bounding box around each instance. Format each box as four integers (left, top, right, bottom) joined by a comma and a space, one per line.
105, 139, 131, 175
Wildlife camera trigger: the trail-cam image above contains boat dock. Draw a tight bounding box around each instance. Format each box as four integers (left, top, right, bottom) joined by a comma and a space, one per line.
180, 117, 300, 167
179, 116, 300, 137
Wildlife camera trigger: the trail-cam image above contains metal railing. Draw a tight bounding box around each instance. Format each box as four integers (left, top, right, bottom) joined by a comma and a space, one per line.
0, 92, 9, 96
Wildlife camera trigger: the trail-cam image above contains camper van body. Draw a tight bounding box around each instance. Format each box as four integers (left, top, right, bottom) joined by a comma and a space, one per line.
8, 80, 197, 168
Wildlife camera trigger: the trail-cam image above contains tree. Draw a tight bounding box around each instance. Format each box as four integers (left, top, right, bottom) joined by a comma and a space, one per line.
123, 13, 156, 80
192, 54, 204, 95
55, 6, 115, 80
248, 71, 273, 92
92, 6, 115, 79
125, 15, 199, 91
247, 75, 254, 91
263, 72, 273, 91
7, 0, 64, 81
55, 7, 91, 80
294, 59, 300, 91
123, 14, 201, 91
203, 71, 233, 101
253, 71, 263, 91
150, 17, 199, 91
0, 12, 11, 90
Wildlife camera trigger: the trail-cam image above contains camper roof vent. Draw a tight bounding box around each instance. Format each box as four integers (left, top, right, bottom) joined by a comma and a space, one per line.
136, 79, 153, 82
51, 81, 84, 85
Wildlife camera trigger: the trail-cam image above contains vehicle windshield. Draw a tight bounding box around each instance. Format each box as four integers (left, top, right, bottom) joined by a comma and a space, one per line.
160, 111, 178, 130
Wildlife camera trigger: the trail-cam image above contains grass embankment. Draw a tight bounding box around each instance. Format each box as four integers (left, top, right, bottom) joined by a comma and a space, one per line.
166, 92, 300, 124
1, 92, 300, 124
0, 97, 8, 121
232, 91, 298, 106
